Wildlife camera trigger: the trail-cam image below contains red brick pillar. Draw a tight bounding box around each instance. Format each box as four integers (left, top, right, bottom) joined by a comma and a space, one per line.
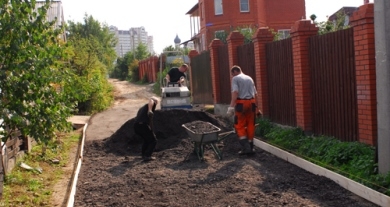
252, 27, 274, 117
350, 4, 377, 145
226, 31, 245, 68
209, 39, 224, 103
188, 50, 199, 96
188, 50, 199, 59
290, 20, 318, 132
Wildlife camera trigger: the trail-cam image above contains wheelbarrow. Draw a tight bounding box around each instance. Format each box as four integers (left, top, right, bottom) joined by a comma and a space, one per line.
182, 121, 235, 161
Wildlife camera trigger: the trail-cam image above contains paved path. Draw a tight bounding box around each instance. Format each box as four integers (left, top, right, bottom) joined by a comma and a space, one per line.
84, 79, 157, 141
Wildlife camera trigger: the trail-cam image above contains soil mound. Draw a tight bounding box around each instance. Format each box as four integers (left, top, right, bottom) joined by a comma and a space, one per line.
102, 109, 234, 156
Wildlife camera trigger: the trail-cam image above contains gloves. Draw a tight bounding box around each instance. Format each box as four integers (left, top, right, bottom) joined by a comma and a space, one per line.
147, 111, 154, 118
256, 109, 263, 118
226, 107, 235, 117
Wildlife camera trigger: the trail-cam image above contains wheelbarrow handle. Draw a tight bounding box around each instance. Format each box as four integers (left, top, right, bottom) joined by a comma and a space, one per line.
218, 131, 235, 137
217, 131, 235, 142
217, 123, 260, 142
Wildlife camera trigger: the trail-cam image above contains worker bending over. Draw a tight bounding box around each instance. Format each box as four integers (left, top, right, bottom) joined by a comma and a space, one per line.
165, 64, 188, 85
134, 97, 158, 161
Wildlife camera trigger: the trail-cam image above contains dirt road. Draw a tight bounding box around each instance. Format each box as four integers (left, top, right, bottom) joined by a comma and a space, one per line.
86, 79, 158, 141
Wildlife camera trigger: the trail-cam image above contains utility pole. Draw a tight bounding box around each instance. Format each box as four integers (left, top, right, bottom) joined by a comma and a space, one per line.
375, 0, 390, 174
132, 34, 135, 59
131, 29, 137, 59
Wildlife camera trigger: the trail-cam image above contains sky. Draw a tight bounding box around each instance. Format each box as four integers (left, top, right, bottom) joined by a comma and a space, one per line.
61, 0, 373, 54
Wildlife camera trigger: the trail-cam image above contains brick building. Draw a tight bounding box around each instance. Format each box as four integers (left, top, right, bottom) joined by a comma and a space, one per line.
185, 0, 306, 52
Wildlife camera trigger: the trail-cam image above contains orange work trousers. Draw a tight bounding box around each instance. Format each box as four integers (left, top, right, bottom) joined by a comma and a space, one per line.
234, 99, 256, 141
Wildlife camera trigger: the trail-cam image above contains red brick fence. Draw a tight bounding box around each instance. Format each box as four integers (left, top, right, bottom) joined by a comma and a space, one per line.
193, 4, 376, 145
138, 4, 376, 146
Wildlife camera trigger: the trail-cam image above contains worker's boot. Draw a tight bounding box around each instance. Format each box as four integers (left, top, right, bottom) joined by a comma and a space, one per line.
248, 141, 255, 155
238, 139, 252, 155
143, 156, 156, 162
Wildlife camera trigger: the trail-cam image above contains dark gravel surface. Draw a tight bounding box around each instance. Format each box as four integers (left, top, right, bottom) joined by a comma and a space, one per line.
74, 110, 378, 207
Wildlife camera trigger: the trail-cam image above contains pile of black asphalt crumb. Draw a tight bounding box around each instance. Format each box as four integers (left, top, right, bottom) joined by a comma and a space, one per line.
102, 109, 235, 155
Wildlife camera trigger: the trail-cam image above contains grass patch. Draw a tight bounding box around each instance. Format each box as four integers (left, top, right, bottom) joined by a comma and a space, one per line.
2, 130, 81, 207
255, 118, 390, 196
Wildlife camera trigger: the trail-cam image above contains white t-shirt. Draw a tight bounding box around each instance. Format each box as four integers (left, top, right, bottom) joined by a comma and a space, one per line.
231, 73, 256, 99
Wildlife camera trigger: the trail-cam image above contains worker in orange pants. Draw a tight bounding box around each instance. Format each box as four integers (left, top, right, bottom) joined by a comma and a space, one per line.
234, 98, 256, 153
227, 65, 261, 155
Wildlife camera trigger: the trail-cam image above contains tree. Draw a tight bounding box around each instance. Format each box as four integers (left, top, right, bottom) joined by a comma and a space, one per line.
171, 58, 184, 67
134, 43, 150, 60
129, 43, 150, 82
162, 44, 191, 56
111, 43, 151, 81
310, 11, 350, 35
0, 0, 75, 156
236, 25, 257, 43
111, 52, 134, 80
65, 15, 116, 114
215, 30, 229, 44
163, 45, 177, 56
310, 14, 317, 22
213, 25, 257, 44
182, 47, 191, 55
67, 14, 117, 73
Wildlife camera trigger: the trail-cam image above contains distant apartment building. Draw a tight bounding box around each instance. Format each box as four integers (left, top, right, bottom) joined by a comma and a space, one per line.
130, 27, 154, 54
147, 36, 154, 55
110, 26, 155, 58
186, 0, 305, 52
110, 26, 131, 58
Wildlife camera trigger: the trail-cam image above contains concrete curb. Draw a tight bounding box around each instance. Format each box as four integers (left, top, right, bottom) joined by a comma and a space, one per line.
253, 138, 390, 207
66, 123, 88, 207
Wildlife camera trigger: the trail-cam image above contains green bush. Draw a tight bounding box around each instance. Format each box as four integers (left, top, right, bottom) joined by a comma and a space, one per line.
255, 118, 273, 136
129, 60, 140, 82
138, 73, 148, 84
66, 16, 116, 115
152, 67, 170, 95
256, 118, 390, 196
